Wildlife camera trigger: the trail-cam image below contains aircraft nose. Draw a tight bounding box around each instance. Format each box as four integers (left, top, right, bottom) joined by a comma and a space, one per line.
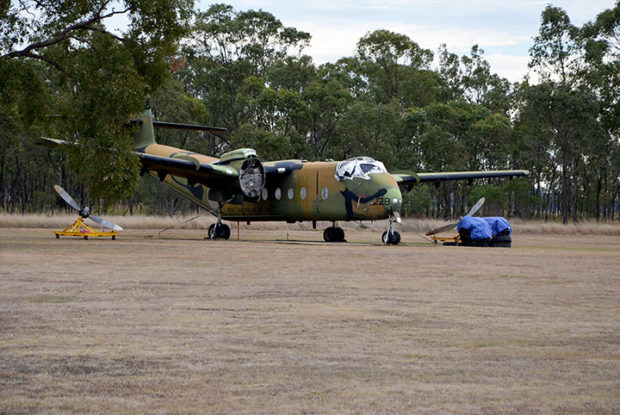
384, 186, 403, 213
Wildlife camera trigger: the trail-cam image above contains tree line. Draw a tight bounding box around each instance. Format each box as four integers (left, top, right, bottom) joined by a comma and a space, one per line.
1, 1, 618, 223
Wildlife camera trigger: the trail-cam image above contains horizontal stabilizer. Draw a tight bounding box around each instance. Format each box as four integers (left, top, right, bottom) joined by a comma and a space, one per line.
152, 120, 227, 132
37, 137, 74, 147
130, 119, 226, 133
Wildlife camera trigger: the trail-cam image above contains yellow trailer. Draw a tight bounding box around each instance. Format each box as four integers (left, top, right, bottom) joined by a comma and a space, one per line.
53, 217, 119, 240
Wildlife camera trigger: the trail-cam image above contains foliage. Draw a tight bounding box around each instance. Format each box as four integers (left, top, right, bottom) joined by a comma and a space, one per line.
0, 2, 618, 221
1, 0, 193, 208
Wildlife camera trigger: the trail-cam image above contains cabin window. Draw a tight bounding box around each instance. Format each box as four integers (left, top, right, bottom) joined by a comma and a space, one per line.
300, 187, 307, 200
275, 188, 281, 200
321, 186, 329, 199
287, 188, 294, 200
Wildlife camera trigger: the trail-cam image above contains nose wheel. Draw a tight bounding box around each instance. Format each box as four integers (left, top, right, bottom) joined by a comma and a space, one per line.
382, 213, 401, 245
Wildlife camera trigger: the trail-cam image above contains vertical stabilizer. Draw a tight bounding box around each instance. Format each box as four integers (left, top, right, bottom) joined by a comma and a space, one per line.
133, 105, 156, 150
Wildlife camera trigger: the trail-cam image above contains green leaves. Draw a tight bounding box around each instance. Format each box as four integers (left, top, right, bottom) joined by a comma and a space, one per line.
1, 0, 193, 207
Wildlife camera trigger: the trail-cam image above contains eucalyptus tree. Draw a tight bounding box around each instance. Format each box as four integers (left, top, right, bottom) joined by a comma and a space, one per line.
355, 29, 433, 106
1, 0, 194, 207
526, 5, 615, 223
181, 4, 311, 135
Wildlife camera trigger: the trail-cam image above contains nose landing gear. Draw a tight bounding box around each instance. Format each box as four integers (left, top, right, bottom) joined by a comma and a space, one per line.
382, 213, 401, 245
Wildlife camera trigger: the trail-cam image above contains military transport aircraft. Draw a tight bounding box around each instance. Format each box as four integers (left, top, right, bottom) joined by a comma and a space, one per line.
41, 106, 528, 245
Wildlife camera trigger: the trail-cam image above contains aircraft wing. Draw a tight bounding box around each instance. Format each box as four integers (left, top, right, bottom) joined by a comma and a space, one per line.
393, 170, 529, 186
137, 153, 238, 187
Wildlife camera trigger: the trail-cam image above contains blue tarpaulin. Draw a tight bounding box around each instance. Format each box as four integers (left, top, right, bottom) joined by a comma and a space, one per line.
457, 215, 493, 240
481, 216, 512, 236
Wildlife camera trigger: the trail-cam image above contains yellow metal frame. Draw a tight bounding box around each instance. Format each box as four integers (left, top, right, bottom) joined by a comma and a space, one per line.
430, 233, 460, 244
53, 217, 119, 240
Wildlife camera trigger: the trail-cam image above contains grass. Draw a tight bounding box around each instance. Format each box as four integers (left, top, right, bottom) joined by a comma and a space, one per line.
0, 228, 619, 413
1, 212, 620, 235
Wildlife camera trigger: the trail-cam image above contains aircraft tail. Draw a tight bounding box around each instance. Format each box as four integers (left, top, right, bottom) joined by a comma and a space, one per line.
132, 105, 156, 150
131, 101, 227, 151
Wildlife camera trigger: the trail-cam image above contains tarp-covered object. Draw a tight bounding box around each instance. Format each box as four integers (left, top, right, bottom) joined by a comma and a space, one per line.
481, 216, 512, 236
457, 215, 493, 241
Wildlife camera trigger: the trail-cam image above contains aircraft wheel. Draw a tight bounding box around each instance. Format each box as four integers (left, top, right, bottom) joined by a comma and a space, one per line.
208, 223, 231, 240
391, 231, 401, 245
382, 231, 401, 245
83, 235, 88, 240
323, 227, 335, 242
335, 227, 345, 242
112, 235, 116, 240
323, 227, 345, 242
220, 224, 231, 240
208, 223, 218, 239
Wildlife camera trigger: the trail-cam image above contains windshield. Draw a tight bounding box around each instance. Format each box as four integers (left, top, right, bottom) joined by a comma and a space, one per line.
335, 157, 387, 181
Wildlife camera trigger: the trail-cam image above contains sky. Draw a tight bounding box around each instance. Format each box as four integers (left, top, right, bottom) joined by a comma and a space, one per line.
195, 0, 617, 83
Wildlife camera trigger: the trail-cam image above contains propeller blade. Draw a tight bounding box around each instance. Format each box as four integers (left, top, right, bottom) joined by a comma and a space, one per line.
89, 215, 123, 232
467, 197, 485, 217
425, 197, 485, 238
54, 185, 81, 211
425, 222, 458, 236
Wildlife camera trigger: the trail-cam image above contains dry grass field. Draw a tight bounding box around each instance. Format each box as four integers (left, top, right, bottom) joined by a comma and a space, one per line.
1, 221, 619, 414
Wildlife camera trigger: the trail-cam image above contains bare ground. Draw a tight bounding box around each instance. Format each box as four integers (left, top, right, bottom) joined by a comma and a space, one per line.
0, 226, 619, 414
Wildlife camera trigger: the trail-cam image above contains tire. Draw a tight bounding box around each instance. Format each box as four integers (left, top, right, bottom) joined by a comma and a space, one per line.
492, 242, 512, 248
83, 235, 88, 240
335, 227, 345, 242
492, 234, 512, 243
391, 231, 401, 245
220, 224, 231, 240
208, 223, 231, 240
458, 229, 472, 244
323, 227, 335, 242
382, 231, 401, 245
461, 239, 489, 247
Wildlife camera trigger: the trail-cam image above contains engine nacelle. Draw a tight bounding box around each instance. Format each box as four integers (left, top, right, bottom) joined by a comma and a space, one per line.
239, 156, 265, 200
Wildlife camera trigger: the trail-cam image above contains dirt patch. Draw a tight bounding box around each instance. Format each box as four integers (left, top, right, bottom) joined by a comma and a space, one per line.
1, 228, 619, 414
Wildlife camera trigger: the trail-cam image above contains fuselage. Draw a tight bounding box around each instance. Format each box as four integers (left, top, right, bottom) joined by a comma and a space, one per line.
142, 143, 402, 223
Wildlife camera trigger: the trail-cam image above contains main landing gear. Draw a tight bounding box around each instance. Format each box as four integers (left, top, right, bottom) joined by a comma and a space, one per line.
323, 222, 346, 242
207, 222, 231, 240
382, 213, 401, 245
207, 211, 231, 240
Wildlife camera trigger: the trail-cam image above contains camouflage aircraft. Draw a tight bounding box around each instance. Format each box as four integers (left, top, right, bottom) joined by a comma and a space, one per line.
42, 106, 528, 244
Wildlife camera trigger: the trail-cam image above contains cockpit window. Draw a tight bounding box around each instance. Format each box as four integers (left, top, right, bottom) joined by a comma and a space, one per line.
335, 157, 387, 181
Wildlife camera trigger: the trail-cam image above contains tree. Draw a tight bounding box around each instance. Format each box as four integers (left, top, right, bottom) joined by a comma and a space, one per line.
1, 0, 193, 206
529, 5, 582, 87
181, 4, 310, 132
356, 29, 433, 105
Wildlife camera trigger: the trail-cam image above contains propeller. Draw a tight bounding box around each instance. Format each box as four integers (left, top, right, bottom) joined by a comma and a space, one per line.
54, 185, 123, 232
425, 197, 485, 236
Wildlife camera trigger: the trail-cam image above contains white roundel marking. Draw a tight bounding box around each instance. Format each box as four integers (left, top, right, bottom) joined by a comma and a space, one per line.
287, 188, 294, 200
300, 187, 307, 200
262, 187, 268, 201
275, 188, 281, 200
321, 186, 329, 199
